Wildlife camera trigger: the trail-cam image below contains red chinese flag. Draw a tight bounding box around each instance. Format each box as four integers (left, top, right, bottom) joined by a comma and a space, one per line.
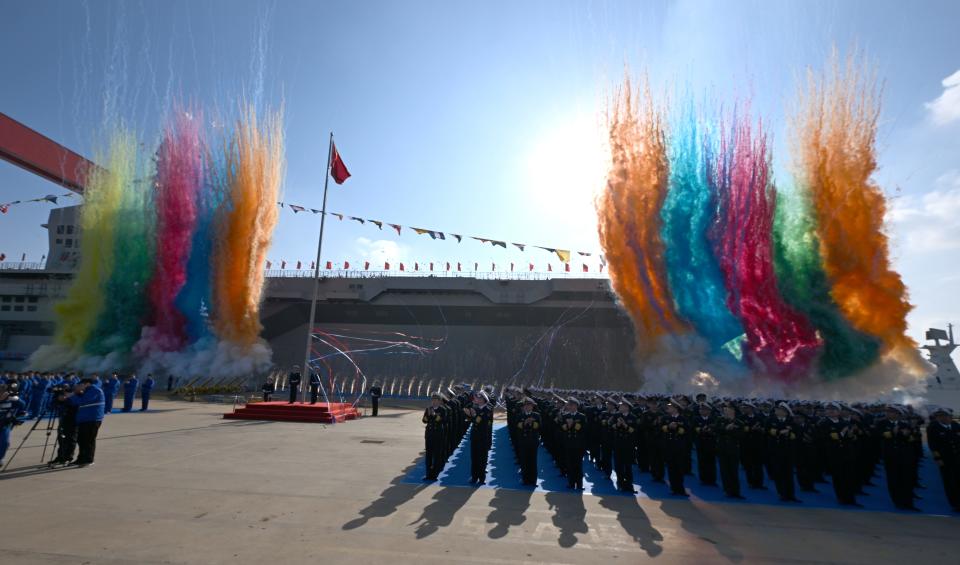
529, 263, 534, 271
565, 263, 570, 272
400, 263, 405, 271
311, 261, 315, 269
364, 261, 370, 270
344, 261, 350, 269
445, 262, 450, 271
430, 262, 434, 271
281, 260, 287, 269
582, 264, 588, 273
330, 142, 351, 184
548, 264, 552, 272
415, 262, 419, 271
385, 261, 390, 270
296, 260, 302, 269
456, 262, 461, 271
326, 261, 332, 269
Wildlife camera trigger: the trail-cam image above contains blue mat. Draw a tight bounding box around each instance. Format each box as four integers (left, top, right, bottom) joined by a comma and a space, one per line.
402, 423, 957, 517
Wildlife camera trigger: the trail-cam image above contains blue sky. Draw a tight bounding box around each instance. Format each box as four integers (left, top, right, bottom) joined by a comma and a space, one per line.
1, 0, 958, 343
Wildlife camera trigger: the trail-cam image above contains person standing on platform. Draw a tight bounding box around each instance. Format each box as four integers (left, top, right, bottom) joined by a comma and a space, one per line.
927, 407, 960, 512
122, 374, 138, 413
714, 403, 745, 499
517, 397, 541, 486
68, 378, 105, 467
261, 377, 275, 402
102, 374, 119, 415
422, 393, 447, 481
368, 381, 383, 416
287, 366, 302, 404
466, 391, 493, 485
309, 371, 322, 404
140, 374, 155, 411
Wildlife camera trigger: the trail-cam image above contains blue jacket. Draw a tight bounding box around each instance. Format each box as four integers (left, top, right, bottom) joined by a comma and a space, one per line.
124, 378, 139, 394
142, 378, 155, 392
103, 378, 119, 396
71, 386, 105, 423
0, 395, 27, 426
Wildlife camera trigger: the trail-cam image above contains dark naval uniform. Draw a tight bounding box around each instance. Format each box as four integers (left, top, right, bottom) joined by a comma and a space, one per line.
422, 404, 447, 480
663, 413, 689, 496
694, 413, 718, 486
287, 371, 302, 404
767, 416, 799, 502
467, 403, 493, 484
818, 417, 859, 506
517, 407, 541, 486
927, 417, 960, 511
714, 415, 744, 498
612, 410, 637, 492
560, 409, 587, 490
879, 417, 918, 510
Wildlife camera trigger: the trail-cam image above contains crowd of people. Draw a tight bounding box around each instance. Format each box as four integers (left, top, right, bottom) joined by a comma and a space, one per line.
0, 371, 158, 469
421, 385, 960, 513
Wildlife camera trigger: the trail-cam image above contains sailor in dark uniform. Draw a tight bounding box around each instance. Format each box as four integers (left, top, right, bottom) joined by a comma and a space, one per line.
466, 391, 493, 484
879, 405, 919, 510
517, 397, 541, 486
559, 397, 587, 490
287, 366, 302, 404
663, 400, 689, 496
693, 401, 718, 486
768, 403, 801, 502
308, 371, 322, 404
927, 406, 960, 512
714, 403, 745, 499
369, 381, 383, 416
612, 398, 637, 493
818, 402, 860, 506
422, 393, 447, 481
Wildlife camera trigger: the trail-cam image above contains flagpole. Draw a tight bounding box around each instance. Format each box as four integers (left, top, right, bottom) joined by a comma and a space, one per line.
301, 131, 334, 406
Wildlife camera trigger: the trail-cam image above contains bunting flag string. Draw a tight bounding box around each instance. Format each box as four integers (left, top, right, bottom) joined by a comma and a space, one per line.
0, 192, 78, 214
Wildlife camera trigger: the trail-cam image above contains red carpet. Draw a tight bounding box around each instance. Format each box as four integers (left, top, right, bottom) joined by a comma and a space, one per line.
223, 401, 360, 423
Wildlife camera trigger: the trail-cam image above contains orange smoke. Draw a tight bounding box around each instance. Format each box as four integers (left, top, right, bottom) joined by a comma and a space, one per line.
213, 107, 284, 346
598, 77, 686, 352
791, 56, 916, 357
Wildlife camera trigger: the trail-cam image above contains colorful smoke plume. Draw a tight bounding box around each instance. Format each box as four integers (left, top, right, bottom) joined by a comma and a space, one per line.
30, 107, 284, 377
598, 63, 928, 398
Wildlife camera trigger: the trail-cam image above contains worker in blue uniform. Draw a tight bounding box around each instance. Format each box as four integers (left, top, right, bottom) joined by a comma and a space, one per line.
103, 374, 120, 414
0, 383, 27, 467
140, 375, 155, 411
68, 378, 105, 467
122, 374, 139, 412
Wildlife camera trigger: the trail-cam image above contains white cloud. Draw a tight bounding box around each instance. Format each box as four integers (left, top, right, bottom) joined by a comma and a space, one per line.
887, 170, 960, 251
353, 237, 408, 262
925, 69, 960, 125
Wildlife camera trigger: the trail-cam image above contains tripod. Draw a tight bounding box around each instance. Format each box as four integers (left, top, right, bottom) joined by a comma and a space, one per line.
1, 399, 59, 473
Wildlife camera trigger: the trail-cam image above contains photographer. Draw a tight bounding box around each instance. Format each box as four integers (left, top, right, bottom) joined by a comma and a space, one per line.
0, 382, 28, 467
48, 381, 78, 466
66, 378, 105, 467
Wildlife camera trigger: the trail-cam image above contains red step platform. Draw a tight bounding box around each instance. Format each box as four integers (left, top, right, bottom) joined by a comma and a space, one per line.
223, 401, 360, 424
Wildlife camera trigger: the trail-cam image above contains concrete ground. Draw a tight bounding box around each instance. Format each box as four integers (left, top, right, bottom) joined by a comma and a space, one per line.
0, 398, 955, 565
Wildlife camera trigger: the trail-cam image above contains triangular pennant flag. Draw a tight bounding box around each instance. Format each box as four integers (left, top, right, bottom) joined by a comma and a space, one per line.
452, 234, 462, 243
350, 216, 365, 224
582, 264, 588, 272
43, 195, 58, 204
578, 251, 592, 257
370, 220, 383, 229
513, 243, 526, 251
330, 141, 351, 184
491, 240, 507, 248
311, 208, 320, 214
332, 213, 344, 221
437, 232, 445, 240
279, 202, 285, 208
556, 249, 571, 263
281, 260, 287, 269
290, 205, 305, 213
510, 262, 514, 272
389, 223, 401, 235
548, 264, 553, 272
472, 237, 489, 244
